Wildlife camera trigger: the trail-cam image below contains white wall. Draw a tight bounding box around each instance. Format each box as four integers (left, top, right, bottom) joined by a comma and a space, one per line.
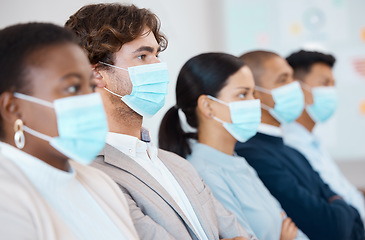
1, 0, 364, 161
0, 0, 219, 144
219, 0, 365, 161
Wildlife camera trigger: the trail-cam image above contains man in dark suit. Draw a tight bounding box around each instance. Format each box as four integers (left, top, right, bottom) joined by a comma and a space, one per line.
235, 50, 364, 240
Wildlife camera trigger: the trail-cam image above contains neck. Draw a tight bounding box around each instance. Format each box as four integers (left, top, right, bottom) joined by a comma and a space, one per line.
108, 112, 143, 139
40, 154, 70, 172
103, 95, 143, 139
296, 109, 315, 132
197, 122, 236, 156
10, 140, 70, 172
261, 109, 281, 127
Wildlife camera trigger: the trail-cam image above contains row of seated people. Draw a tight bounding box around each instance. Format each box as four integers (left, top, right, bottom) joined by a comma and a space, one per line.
0, 2, 364, 240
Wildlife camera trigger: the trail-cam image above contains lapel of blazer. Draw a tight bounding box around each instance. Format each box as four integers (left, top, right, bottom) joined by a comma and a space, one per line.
100, 144, 200, 239
157, 150, 214, 240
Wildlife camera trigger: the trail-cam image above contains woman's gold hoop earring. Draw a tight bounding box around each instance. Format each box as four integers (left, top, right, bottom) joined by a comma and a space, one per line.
14, 119, 25, 149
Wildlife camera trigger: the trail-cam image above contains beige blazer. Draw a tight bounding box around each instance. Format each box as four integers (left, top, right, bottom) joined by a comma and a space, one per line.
0, 153, 139, 240
93, 144, 255, 240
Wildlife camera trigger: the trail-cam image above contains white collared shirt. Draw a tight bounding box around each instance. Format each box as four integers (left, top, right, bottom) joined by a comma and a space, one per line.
257, 123, 283, 137
106, 131, 209, 240
282, 122, 365, 223
0, 142, 128, 240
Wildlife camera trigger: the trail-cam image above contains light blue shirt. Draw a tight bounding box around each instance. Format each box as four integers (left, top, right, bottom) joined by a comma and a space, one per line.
188, 143, 308, 240
0, 142, 128, 240
282, 121, 365, 224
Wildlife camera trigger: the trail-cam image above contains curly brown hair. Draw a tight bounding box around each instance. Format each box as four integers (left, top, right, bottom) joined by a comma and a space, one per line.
65, 3, 168, 68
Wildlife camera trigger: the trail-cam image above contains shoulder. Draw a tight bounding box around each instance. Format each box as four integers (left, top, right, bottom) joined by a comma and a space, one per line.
71, 161, 119, 187
157, 148, 196, 170
72, 160, 106, 176
0, 154, 30, 196
0, 155, 41, 236
157, 148, 208, 184
235, 134, 270, 154
0, 159, 28, 201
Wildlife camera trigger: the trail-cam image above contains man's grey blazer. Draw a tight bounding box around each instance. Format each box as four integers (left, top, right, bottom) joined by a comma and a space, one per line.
92, 144, 255, 240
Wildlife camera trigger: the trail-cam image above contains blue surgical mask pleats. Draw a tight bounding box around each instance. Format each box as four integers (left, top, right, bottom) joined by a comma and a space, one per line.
256, 81, 304, 123
101, 62, 169, 118
13, 92, 108, 165
208, 96, 261, 142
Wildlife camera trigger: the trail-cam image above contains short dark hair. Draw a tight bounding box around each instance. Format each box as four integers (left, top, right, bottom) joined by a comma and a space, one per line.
239, 50, 279, 86
0, 22, 78, 137
159, 52, 245, 158
65, 3, 168, 68
286, 50, 336, 79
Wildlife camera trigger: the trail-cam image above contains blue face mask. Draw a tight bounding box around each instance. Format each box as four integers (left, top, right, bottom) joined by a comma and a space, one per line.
304, 85, 337, 123
208, 96, 261, 142
255, 81, 304, 124
99, 61, 169, 118
13, 92, 108, 165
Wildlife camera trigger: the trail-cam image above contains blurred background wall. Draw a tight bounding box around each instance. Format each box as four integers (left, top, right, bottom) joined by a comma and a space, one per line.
0, 0, 364, 162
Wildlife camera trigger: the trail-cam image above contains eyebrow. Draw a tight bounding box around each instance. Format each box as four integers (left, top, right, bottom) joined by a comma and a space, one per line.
133, 46, 161, 54
58, 73, 83, 82
275, 73, 289, 82
236, 87, 251, 91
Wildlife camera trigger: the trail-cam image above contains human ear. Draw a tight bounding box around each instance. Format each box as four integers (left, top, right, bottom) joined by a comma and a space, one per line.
299, 82, 314, 105
253, 89, 261, 100
0, 92, 24, 143
92, 66, 106, 88
197, 95, 213, 119
0, 92, 21, 124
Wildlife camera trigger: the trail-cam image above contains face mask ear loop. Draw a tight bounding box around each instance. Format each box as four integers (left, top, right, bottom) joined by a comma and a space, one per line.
99, 61, 129, 99
260, 103, 272, 112
13, 92, 53, 108
207, 95, 229, 106
253, 87, 274, 111
98, 61, 128, 71
103, 87, 125, 99
212, 116, 228, 125
254, 86, 272, 95
299, 81, 312, 93
207, 95, 232, 125
23, 126, 53, 142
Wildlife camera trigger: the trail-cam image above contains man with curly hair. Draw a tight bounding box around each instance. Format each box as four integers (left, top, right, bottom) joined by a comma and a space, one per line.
65, 3, 255, 240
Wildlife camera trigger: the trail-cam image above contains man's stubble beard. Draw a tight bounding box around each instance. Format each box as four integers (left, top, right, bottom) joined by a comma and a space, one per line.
109, 93, 143, 128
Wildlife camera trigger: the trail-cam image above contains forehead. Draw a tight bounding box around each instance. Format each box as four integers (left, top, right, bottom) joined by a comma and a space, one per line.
309, 63, 333, 75
264, 56, 292, 74
226, 66, 254, 86
25, 44, 91, 88
305, 63, 335, 83
27, 43, 89, 71
115, 28, 159, 56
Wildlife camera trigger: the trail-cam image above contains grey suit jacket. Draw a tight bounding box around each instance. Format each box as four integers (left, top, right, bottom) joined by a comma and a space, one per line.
92, 144, 255, 240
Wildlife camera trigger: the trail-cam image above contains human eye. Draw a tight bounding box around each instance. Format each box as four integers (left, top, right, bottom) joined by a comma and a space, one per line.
238, 93, 246, 99
322, 79, 331, 86
65, 85, 80, 94
278, 77, 287, 84
137, 55, 146, 60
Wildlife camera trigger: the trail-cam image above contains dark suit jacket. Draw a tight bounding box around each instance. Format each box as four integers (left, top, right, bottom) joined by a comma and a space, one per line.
235, 132, 364, 240
92, 144, 255, 240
